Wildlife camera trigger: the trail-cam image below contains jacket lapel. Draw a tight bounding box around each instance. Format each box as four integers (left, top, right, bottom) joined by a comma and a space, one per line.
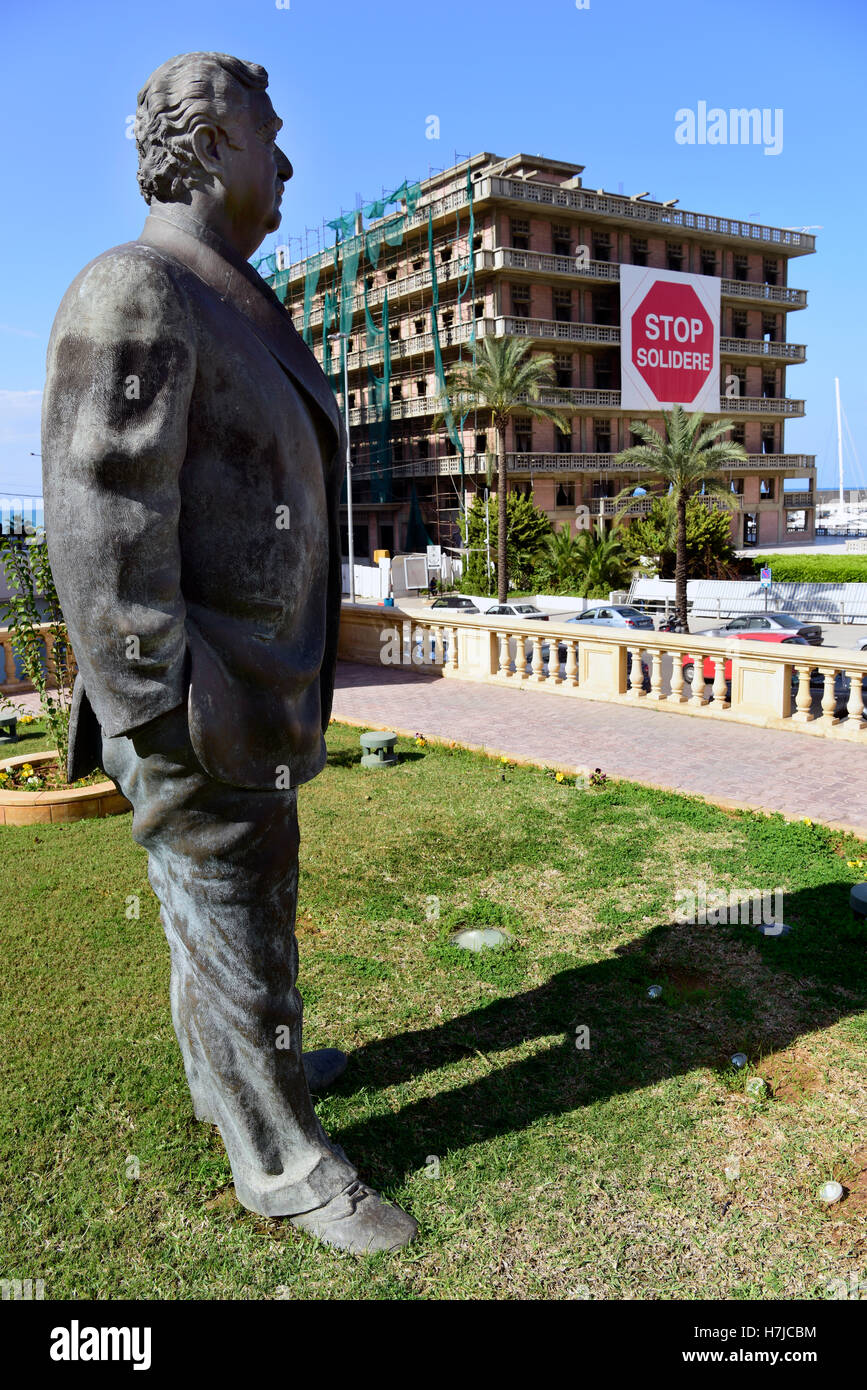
139, 212, 341, 452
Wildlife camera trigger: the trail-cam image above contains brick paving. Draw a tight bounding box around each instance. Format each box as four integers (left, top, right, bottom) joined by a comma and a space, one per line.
332, 661, 867, 840
7, 667, 867, 837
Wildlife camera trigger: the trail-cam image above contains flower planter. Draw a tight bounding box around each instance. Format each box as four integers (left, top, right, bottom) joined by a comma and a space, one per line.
0, 750, 130, 826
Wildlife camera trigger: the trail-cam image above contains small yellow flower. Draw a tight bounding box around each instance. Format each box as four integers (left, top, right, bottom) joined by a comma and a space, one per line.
857, 860, 865, 868
500, 755, 509, 764
803, 818, 813, 827
555, 771, 565, 783
20, 764, 34, 776
848, 861, 857, 869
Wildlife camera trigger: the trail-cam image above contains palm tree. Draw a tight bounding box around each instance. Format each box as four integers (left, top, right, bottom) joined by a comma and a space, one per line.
434, 337, 571, 602
569, 518, 638, 598
614, 407, 747, 626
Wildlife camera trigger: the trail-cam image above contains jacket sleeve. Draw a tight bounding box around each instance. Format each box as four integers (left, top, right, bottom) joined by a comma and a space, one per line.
42, 247, 196, 740
319, 411, 347, 732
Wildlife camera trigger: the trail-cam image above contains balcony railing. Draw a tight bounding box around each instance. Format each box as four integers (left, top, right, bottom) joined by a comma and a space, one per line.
493, 247, 807, 306
337, 606, 865, 747
388, 452, 815, 479
500, 317, 806, 362
484, 177, 816, 252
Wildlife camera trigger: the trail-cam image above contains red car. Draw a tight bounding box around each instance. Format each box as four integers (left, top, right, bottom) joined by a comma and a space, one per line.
682, 632, 810, 686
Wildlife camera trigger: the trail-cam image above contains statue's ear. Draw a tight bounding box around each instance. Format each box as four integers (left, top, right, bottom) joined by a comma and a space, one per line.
190, 124, 225, 182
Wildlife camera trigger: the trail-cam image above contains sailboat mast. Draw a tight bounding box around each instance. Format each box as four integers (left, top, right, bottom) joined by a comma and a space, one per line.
835, 376, 844, 508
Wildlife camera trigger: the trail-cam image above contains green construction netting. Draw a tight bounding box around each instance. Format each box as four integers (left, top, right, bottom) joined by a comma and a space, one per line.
256, 171, 475, 529
405, 481, 432, 550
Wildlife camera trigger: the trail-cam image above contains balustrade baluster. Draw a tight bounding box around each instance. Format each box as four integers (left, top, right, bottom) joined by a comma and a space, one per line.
496, 631, 511, 679
445, 625, 458, 671
627, 645, 645, 698
689, 655, 708, 706
818, 666, 840, 726
668, 648, 687, 704
647, 647, 663, 701
791, 662, 813, 722
530, 634, 545, 683
563, 639, 578, 688
710, 652, 730, 710
846, 665, 866, 730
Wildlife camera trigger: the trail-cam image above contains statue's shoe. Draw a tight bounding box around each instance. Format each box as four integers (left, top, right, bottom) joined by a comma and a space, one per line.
302, 1047, 348, 1093
289, 1180, 418, 1253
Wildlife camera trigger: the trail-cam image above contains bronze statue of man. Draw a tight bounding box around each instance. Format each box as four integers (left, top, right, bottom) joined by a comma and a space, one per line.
41, 52, 416, 1253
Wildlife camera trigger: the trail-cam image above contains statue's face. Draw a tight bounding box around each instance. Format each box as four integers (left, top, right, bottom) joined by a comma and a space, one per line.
220, 88, 293, 252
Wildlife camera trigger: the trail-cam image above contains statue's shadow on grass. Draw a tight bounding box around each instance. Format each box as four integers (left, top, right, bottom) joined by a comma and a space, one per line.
329, 883, 867, 1184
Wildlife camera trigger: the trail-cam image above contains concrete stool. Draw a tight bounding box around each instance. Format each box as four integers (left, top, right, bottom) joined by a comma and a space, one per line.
360, 730, 398, 768
0, 716, 18, 744
850, 882, 867, 922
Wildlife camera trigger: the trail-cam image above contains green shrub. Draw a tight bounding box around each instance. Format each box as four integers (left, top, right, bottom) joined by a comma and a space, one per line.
749, 554, 867, 583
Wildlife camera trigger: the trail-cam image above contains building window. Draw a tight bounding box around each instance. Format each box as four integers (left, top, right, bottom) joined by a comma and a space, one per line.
475, 433, 487, 454
760, 477, 775, 499
415, 378, 427, 397
666, 242, 683, 270
730, 424, 746, 445
511, 217, 530, 250
700, 248, 717, 276
412, 259, 423, 272
389, 325, 400, 342
512, 482, 533, 499
595, 359, 613, 390
732, 310, 748, 340
414, 318, 425, 336
762, 428, 776, 454
554, 353, 572, 388
512, 284, 531, 318
392, 440, 404, 462
386, 268, 398, 282
762, 373, 776, 399
552, 223, 572, 257
391, 383, 403, 401
732, 369, 747, 397
472, 234, 482, 252
763, 258, 779, 286
744, 512, 758, 546
348, 392, 356, 410
593, 231, 611, 262
417, 439, 429, 459
440, 245, 452, 264
475, 301, 484, 318
514, 417, 532, 453
553, 288, 572, 323
631, 236, 648, 267
786, 510, 806, 533
556, 481, 576, 507
556, 429, 573, 454
730, 477, 745, 495
595, 424, 612, 453
733, 254, 749, 282
762, 314, 777, 342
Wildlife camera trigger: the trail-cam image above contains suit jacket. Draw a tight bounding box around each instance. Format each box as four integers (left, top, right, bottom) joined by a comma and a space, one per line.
42, 210, 346, 790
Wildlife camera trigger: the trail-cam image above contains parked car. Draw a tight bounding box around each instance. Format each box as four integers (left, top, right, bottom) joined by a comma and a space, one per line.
566, 605, 655, 631
486, 602, 549, 621
699, 613, 823, 645
681, 633, 810, 686
429, 596, 479, 613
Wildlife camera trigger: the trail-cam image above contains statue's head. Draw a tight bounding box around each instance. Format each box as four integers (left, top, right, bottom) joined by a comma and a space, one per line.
135, 52, 292, 256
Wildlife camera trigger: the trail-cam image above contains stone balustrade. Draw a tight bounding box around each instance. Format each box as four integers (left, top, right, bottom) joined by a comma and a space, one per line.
0, 624, 77, 695
338, 604, 867, 742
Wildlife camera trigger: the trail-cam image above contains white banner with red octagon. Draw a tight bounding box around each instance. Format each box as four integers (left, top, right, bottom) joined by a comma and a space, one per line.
620, 265, 720, 413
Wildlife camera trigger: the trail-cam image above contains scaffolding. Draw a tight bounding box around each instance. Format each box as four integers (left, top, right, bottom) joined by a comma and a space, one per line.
253, 164, 480, 544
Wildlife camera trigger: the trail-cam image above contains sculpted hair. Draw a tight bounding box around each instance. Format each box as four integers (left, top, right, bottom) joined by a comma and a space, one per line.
135, 52, 269, 204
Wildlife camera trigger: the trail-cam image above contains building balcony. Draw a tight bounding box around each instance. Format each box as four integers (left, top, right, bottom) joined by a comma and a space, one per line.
492, 247, 808, 308
481, 176, 816, 255
498, 317, 806, 362
781, 491, 814, 508
386, 452, 815, 480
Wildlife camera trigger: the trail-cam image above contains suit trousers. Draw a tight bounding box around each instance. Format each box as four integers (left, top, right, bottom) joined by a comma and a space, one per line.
100, 704, 357, 1217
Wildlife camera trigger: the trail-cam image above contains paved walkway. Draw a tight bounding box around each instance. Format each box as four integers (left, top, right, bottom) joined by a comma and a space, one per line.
332, 662, 867, 840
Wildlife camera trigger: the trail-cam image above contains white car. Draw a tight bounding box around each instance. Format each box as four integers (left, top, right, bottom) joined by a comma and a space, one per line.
485, 603, 550, 622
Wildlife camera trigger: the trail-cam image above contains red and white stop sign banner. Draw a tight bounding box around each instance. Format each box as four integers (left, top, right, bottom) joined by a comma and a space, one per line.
620, 265, 720, 412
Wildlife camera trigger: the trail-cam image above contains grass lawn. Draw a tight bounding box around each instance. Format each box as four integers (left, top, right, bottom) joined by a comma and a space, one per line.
1, 716, 866, 1300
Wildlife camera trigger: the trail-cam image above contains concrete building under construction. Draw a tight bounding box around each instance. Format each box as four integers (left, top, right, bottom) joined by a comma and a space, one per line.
257, 151, 816, 560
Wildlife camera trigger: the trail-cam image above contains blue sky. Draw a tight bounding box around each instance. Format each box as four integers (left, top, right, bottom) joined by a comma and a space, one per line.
1, 0, 864, 495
